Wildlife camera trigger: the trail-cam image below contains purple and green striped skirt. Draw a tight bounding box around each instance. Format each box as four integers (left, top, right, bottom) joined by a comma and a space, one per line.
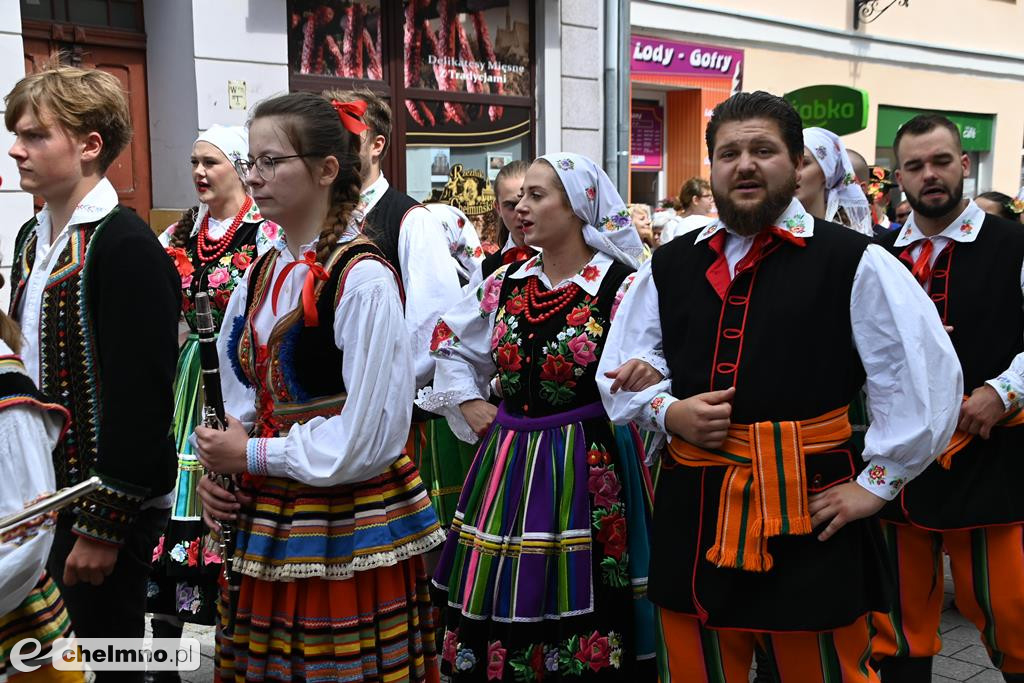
432, 401, 656, 681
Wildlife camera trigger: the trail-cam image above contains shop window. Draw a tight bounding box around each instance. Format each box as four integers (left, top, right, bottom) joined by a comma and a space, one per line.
288, 0, 384, 81
286, 1, 535, 198
405, 100, 530, 247
20, 0, 143, 32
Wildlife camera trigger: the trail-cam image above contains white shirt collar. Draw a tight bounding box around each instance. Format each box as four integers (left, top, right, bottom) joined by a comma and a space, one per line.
508, 250, 614, 297
693, 197, 815, 243
893, 200, 985, 247
34, 177, 119, 242
361, 173, 390, 214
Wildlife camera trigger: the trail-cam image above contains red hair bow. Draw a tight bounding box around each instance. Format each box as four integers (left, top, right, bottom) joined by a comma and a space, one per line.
330, 99, 369, 135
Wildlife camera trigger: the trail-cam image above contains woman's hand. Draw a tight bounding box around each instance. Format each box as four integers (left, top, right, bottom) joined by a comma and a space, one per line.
198, 476, 241, 532
603, 359, 663, 393
196, 415, 249, 474
460, 399, 497, 437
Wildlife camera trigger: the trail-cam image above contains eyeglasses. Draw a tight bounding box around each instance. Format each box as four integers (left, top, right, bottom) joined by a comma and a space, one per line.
234, 154, 316, 181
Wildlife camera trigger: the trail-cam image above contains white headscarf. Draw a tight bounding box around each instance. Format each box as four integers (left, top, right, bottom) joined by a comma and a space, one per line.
538, 153, 644, 269
424, 203, 483, 283
191, 124, 250, 233
802, 127, 873, 236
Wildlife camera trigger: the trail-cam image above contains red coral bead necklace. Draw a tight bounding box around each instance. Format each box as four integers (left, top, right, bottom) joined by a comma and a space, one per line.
196, 196, 253, 264
522, 277, 580, 324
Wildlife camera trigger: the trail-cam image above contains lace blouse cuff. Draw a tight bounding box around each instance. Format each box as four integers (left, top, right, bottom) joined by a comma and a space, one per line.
415, 386, 482, 445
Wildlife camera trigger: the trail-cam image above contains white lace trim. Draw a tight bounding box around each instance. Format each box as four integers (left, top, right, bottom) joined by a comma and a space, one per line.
415, 385, 480, 412
639, 351, 669, 378
233, 528, 446, 582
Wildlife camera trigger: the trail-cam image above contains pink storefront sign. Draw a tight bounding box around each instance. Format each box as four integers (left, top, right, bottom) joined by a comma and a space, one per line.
631, 35, 743, 82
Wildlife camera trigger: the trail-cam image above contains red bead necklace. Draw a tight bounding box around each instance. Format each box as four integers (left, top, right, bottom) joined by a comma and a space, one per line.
196, 196, 253, 264
522, 277, 580, 324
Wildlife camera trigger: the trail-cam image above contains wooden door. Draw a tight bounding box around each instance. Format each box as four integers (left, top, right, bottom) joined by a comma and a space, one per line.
20, 37, 151, 221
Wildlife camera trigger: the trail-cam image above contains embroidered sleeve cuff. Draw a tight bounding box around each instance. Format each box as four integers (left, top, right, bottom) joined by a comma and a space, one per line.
856, 458, 911, 501
643, 392, 677, 433
258, 437, 290, 478
246, 438, 270, 475
986, 375, 1024, 411
71, 475, 148, 547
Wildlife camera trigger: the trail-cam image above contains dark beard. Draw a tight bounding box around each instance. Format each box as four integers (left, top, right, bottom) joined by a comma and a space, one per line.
906, 181, 964, 219
714, 175, 797, 236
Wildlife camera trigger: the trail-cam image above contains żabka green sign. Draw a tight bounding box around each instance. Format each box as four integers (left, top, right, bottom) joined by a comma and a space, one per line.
784, 85, 869, 136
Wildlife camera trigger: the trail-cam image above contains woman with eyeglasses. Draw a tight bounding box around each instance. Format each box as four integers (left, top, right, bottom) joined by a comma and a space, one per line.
194, 92, 445, 682
147, 125, 279, 683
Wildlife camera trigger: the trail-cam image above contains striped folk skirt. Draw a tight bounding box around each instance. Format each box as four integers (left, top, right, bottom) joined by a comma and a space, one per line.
0, 573, 75, 681
214, 454, 446, 681
431, 402, 657, 681
215, 557, 440, 683
406, 417, 478, 530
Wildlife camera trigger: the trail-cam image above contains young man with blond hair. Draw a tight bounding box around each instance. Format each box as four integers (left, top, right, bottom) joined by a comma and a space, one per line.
6, 66, 179, 678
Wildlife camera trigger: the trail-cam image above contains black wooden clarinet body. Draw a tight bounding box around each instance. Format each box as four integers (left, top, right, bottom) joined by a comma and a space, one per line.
194, 292, 241, 630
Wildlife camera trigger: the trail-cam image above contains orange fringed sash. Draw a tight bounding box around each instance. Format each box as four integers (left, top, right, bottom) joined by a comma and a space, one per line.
666, 406, 851, 572
936, 402, 1024, 469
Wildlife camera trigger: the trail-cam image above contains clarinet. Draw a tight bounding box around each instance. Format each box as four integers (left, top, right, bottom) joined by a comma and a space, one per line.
194, 292, 242, 630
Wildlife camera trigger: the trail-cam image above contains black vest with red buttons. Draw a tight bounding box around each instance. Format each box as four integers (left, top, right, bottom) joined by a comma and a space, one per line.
877, 213, 1024, 529
649, 219, 893, 632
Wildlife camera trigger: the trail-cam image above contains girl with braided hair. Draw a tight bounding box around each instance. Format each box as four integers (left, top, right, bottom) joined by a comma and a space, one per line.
194, 92, 444, 682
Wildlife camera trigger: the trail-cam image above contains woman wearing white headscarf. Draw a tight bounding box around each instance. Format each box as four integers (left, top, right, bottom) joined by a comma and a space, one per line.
148, 126, 280, 664
420, 153, 656, 681
797, 127, 874, 236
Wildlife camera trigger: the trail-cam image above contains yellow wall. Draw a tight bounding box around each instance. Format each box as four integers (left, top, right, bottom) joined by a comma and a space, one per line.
703, 0, 1024, 54
740, 46, 1024, 192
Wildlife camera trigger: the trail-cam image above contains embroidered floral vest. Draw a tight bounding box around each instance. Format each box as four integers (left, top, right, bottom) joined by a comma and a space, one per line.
170, 224, 262, 333
228, 240, 398, 437
490, 258, 632, 418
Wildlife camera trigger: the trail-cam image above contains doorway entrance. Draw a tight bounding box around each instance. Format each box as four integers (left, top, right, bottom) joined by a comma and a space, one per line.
21, 0, 151, 221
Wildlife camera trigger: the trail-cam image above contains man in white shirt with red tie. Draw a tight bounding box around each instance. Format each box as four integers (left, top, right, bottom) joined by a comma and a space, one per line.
598, 91, 961, 682
871, 114, 1024, 682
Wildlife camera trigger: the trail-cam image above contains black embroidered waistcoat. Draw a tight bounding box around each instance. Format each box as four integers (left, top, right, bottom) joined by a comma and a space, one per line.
877, 214, 1024, 529
9, 207, 180, 545
648, 220, 892, 632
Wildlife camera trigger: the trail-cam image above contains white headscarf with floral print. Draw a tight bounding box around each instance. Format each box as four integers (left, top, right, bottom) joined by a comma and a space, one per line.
424, 202, 483, 282
191, 124, 250, 234
539, 153, 644, 269
802, 127, 873, 236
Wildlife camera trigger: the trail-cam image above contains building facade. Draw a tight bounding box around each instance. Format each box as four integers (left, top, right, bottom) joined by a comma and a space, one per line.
2, 0, 1022, 275
629, 0, 1024, 206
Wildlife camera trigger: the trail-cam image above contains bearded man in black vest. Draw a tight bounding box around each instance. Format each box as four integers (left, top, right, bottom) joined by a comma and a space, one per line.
598, 91, 961, 682
870, 114, 1024, 682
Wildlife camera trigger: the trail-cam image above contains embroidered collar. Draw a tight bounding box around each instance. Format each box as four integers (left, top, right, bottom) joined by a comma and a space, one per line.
34, 177, 119, 242
893, 200, 984, 246
360, 173, 389, 214
694, 198, 815, 243
508, 250, 613, 296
